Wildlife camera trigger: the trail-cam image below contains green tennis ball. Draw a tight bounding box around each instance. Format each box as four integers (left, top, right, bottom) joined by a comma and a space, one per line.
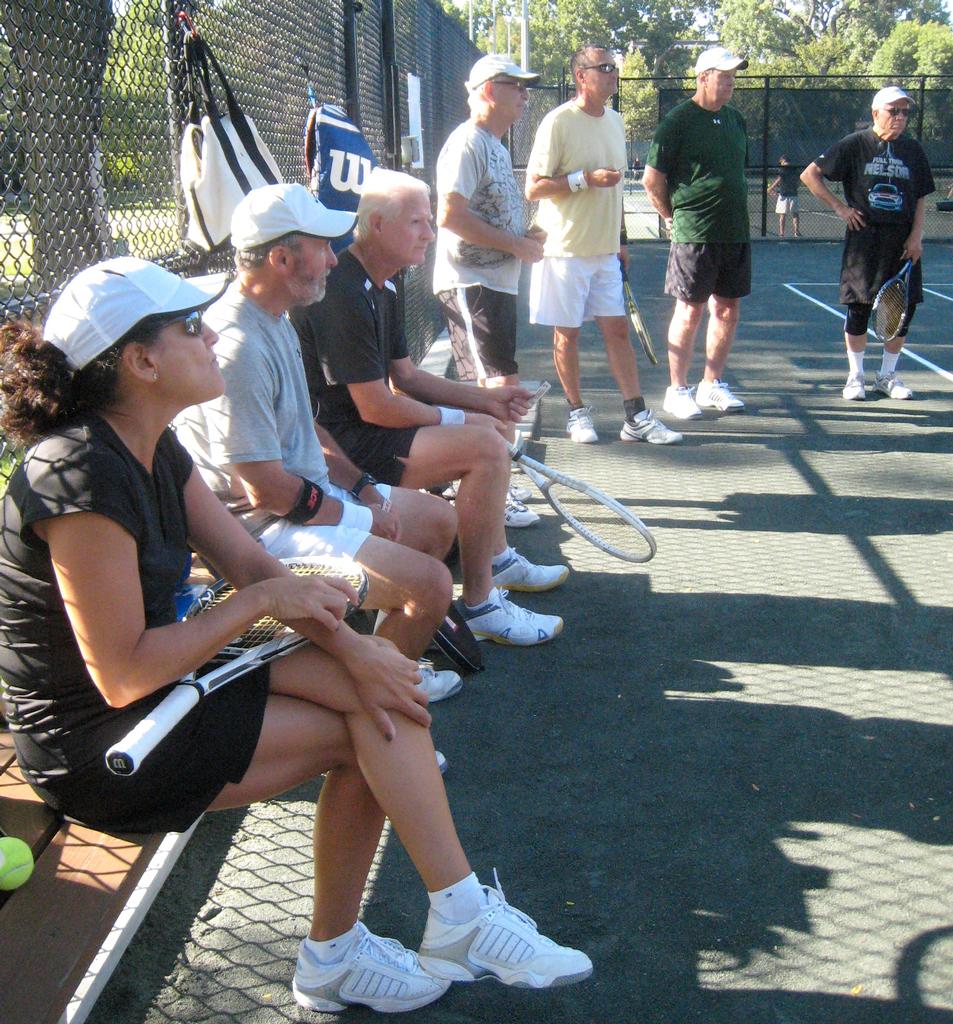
0, 835, 34, 891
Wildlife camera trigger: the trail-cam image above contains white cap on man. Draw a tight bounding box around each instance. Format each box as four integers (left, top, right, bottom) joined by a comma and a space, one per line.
465, 53, 539, 92
230, 183, 357, 251
694, 46, 748, 75
43, 257, 223, 370
872, 86, 912, 110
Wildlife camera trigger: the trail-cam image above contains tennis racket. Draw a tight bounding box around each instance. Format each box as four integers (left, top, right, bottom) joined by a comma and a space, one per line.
508, 443, 656, 563
621, 263, 658, 365
872, 259, 913, 343
105, 557, 369, 777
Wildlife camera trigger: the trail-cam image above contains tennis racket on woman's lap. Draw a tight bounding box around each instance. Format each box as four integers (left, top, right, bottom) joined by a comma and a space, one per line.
872, 259, 913, 343
105, 557, 369, 777
620, 262, 658, 365
508, 443, 656, 563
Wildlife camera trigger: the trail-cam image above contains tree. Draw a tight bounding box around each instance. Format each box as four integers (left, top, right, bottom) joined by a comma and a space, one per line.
719, 0, 949, 73
870, 20, 953, 75
618, 49, 658, 144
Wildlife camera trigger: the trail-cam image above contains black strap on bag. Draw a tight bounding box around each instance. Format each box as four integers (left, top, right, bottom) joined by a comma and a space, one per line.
181, 24, 280, 192
430, 603, 484, 675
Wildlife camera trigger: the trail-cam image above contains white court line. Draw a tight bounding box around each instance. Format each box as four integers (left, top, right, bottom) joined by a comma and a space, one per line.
783, 283, 953, 384
923, 287, 953, 302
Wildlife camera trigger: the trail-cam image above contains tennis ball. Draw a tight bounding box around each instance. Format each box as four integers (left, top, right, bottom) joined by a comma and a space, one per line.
0, 835, 34, 890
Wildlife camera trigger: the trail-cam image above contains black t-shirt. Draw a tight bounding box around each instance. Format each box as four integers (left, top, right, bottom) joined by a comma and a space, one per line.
290, 249, 409, 429
815, 129, 934, 226
0, 417, 193, 782
777, 165, 801, 197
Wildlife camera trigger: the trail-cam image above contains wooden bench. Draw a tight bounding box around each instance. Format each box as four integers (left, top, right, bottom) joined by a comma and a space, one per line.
0, 726, 194, 1024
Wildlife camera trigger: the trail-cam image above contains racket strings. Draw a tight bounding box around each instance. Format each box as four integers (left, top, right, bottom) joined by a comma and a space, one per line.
545, 479, 652, 561
193, 564, 368, 656
874, 281, 907, 341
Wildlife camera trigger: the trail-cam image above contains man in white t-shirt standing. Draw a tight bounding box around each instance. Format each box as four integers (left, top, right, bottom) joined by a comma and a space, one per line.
525, 44, 681, 446
434, 54, 545, 528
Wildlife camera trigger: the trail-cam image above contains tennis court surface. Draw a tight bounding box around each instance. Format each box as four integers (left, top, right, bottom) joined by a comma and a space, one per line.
87, 241, 953, 1024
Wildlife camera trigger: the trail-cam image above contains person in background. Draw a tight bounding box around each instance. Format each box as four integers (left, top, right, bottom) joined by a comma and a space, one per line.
801, 85, 934, 401
643, 46, 751, 421
768, 155, 802, 238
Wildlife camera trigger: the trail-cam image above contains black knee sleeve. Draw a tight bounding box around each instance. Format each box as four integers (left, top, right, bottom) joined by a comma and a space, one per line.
844, 303, 871, 336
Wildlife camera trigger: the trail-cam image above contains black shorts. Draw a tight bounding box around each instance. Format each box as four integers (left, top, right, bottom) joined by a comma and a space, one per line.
330, 421, 419, 486
840, 223, 923, 306
26, 666, 271, 835
437, 285, 518, 381
664, 242, 752, 302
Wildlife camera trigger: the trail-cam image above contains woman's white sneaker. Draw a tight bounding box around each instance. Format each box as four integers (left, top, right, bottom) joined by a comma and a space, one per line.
696, 378, 745, 411
418, 872, 593, 988
418, 660, 463, 703
293, 922, 450, 1012
491, 550, 569, 592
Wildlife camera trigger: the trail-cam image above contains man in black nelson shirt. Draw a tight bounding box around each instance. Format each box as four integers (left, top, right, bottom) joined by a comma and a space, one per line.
801, 86, 935, 401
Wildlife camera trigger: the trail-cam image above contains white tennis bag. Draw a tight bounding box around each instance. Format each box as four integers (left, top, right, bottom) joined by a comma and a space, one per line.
179, 32, 282, 251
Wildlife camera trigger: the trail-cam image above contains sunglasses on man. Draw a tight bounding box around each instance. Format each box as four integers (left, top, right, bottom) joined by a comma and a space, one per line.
580, 62, 617, 74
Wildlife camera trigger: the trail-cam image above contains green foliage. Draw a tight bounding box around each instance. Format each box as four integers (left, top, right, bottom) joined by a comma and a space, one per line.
871, 20, 953, 76
618, 50, 658, 142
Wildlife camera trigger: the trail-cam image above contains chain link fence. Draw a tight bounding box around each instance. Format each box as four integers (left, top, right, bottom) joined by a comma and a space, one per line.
0, 0, 477, 361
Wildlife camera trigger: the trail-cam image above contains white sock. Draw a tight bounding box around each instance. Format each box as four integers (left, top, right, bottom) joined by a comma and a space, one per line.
880, 350, 900, 376
303, 923, 360, 963
428, 872, 486, 923
491, 547, 513, 571
847, 348, 865, 377
463, 587, 498, 613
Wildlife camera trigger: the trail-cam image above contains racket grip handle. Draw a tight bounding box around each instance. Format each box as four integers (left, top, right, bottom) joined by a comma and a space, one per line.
105, 683, 202, 776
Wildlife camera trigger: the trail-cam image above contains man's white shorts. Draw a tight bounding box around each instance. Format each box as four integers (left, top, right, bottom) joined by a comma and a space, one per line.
257, 482, 392, 562
529, 253, 625, 328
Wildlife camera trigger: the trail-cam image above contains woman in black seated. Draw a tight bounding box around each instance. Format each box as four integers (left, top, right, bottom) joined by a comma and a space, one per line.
0, 257, 590, 1013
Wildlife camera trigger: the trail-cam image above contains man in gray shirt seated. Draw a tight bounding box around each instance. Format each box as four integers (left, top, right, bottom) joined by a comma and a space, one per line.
176, 184, 463, 701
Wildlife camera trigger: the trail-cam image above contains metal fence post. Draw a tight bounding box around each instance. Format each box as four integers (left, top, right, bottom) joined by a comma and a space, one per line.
343, 0, 363, 128
379, 0, 401, 169
760, 75, 770, 238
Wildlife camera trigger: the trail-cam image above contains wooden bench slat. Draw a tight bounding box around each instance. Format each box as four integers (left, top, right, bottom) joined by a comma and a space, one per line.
0, 823, 167, 1024
0, 756, 62, 863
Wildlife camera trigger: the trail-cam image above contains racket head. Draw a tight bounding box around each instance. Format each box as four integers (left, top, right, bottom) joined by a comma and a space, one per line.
186, 556, 369, 655
872, 260, 912, 343
514, 450, 656, 563
622, 280, 659, 365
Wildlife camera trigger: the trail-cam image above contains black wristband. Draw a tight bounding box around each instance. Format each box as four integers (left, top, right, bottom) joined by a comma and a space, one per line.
350, 472, 377, 500
287, 476, 325, 524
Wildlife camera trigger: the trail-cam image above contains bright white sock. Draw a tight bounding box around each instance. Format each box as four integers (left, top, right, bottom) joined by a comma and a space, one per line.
428, 872, 486, 923
880, 350, 900, 376
463, 587, 498, 613
304, 923, 360, 964
847, 348, 865, 376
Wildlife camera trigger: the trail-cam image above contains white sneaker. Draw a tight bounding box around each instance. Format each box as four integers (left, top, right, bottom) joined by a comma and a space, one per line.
567, 406, 598, 443
619, 409, 683, 445
419, 871, 593, 988
435, 750, 448, 775
418, 660, 463, 703
663, 385, 702, 420
462, 588, 563, 645
508, 481, 533, 503
492, 549, 569, 592
874, 371, 913, 399
696, 378, 745, 411
842, 372, 866, 401
504, 495, 540, 528
293, 922, 450, 1013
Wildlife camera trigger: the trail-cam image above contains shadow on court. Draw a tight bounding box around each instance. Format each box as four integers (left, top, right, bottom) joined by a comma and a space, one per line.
88, 243, 953, 1024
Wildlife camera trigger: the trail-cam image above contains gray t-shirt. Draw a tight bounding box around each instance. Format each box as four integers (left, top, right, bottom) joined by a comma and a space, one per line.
175, 283, 329, 530
433, 122, 524, 295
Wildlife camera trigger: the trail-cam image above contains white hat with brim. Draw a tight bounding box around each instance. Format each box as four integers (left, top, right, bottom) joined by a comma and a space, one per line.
695, 46, 748, 75
230, 183, 357, 251
43, 257, 225, 371
872, 86, 913, 110
466, 53, 539, 92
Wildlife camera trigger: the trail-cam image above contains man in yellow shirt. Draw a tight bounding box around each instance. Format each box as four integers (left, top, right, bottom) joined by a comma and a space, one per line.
525, 44, 680, 446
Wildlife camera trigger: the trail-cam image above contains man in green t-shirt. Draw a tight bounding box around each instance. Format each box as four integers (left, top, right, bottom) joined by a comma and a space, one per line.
644, 46, 751, 421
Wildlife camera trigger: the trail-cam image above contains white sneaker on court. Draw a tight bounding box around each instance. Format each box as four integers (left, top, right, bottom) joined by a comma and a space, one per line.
462, 588, 563, 646
293, 922, 449, 1013
491, 549, 569, 592
842, 372, 866, 401
874, 372, 913, 399
567, 406, 598, 443
418, 660, 463, 703
663, 385, 702, 420
504, 494, 540, 528
418, 872, 593, 988
696, 378, 745, 411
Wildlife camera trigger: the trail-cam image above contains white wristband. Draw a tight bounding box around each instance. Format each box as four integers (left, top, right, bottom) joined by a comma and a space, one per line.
568, 169, 588, 193
339, 500, 374, 532
437, 406, 466, 425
